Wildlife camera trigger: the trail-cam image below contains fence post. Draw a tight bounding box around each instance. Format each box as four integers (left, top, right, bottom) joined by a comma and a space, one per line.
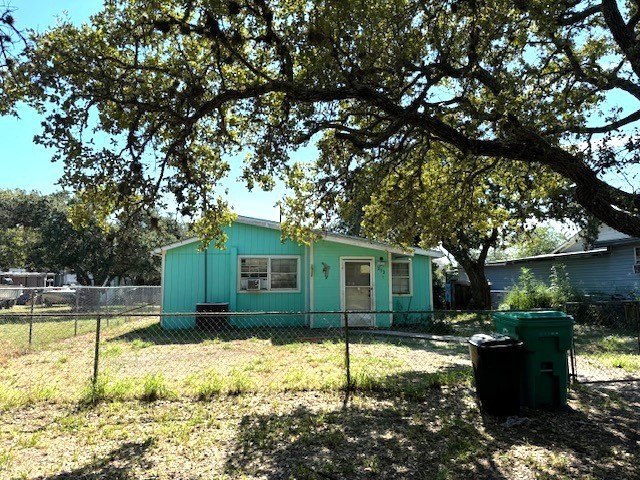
92, 314, 102, 385
28, 292, 35, 346
74, 287, 80, 336
343, 312, 351, 392
636, 302, 640, 354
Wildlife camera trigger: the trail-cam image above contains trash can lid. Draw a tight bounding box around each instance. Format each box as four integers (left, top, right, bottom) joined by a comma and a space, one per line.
492, 310, 574, 327
468, 333, 523, 348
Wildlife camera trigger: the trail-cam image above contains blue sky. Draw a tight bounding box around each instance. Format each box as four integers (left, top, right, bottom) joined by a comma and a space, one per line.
0, 0, 293, 221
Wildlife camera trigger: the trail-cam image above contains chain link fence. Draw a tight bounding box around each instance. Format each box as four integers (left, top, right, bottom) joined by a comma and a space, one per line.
0, 286, 160, 351
1, 299, 637, 406
0, 306, 490, 405
565, 300, 640, 384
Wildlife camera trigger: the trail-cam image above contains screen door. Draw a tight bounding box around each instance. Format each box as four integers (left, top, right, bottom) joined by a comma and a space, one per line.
342, 259, 374, 327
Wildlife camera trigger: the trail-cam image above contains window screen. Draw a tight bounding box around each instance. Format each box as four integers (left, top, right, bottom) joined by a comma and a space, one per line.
392, 261, 411, 295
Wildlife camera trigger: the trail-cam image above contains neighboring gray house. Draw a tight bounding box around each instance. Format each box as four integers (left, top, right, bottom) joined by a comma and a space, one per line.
485, 225, 640, 300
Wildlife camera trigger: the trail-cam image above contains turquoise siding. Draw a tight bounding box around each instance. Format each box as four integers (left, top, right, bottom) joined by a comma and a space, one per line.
311, 239, 392, 328
392, 255, 433, 325
163, 222, 306, 329
163, 241, 207, 329
161, 220, 433, 329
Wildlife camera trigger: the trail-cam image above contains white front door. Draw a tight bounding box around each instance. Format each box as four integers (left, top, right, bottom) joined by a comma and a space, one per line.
342, 259, 375, 327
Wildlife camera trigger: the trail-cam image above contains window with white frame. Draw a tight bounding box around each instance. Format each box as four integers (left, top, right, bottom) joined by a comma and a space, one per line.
392, 260, 412, 295
239, 256, 299, 291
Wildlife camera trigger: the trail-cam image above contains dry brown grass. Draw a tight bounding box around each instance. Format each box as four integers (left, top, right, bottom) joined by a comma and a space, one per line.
0, 316, 638, 478
0, 316, 475, 406
0, 386, 638, 479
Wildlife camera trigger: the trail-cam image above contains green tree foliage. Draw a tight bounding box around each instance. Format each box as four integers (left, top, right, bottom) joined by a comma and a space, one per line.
303, 141, 578, 307
6, 0, 640, 245
491, 225, 569, 260
0, 189, 52, 269
512, 226, 568, 258
0, 190, 184, 285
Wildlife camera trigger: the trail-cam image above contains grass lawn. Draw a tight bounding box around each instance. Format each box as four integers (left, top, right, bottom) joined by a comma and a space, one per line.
0, 387, 638, 479
573, 324, 640, 380
0, 316, 474, 407
0, 314, 639, 478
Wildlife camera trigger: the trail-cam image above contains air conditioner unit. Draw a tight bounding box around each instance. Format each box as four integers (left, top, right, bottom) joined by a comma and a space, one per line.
246, 279, 261, 291
634, 264, 640, 274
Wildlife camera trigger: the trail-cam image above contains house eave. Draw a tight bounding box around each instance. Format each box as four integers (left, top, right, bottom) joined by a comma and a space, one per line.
485, 247, 610, 266
152, 215, 443, 258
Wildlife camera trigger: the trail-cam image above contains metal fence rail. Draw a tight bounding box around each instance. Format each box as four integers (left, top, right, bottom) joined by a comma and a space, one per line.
0, 285, 161, 312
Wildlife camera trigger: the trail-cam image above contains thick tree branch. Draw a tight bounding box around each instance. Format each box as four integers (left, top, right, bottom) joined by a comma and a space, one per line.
601, 0, 640, 77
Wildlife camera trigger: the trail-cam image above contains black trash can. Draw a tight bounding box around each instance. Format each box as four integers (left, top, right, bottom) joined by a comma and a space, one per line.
468, 334, 524, 416
196, 302, 229, 330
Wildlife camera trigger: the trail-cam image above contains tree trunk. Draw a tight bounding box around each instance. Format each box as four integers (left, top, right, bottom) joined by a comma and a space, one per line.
461, 260, 492, 310
442, 233, 496, 310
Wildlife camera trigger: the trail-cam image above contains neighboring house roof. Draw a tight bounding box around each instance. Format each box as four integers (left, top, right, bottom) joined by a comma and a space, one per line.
153, 215, 443, 257
552, 230, 583, 254
0, 271, 55, 277
485, 247, 610, 267
553, 224, 638, 253
487, 224, 639, 266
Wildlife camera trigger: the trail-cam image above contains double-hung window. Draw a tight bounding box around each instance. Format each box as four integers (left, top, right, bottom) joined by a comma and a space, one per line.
239, 256, 300, 292
392, 260, 412, 296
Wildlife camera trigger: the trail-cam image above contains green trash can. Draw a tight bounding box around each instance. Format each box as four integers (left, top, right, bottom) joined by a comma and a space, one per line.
492, 311, 573, 410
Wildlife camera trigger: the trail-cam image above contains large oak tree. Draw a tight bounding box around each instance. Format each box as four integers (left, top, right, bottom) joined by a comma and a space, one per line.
292, 138, 578, 308
7, 0, 640, 246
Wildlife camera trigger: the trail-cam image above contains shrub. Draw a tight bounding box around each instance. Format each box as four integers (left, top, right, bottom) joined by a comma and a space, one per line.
549, 264, 579, 307
501, 268, 553, 310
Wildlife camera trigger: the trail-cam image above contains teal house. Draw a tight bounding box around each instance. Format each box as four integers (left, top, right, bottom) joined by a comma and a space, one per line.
154, 216, 441, 329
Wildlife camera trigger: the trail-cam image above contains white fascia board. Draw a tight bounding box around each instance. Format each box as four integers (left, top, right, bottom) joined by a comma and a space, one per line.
322, 233, 410, 255
485, 246, 609, 266
552, 229, 583, 254
235, 215, 282, 231
413, 247, 444, 258
152, 237, 200, 255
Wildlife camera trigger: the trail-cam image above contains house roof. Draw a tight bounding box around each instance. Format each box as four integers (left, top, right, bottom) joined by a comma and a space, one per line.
553, 225, 639, 253
485, 247, 610, 267
552, 230, 583, 254
153, 215, 443, 258
0, 271, 55, 277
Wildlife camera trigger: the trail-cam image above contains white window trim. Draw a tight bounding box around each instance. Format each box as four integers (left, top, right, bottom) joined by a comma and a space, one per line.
392, 259, 413, 296
237, 255, 301, 293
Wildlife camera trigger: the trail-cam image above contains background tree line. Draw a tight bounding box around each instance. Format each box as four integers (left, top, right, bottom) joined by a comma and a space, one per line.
0, 190, 184, 285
